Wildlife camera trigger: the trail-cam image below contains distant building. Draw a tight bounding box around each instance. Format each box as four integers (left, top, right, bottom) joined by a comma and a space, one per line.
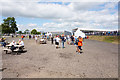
64, 31, 72, 36
50, 31, 63, 36
72, 28, 119, 36
50, 30, 72, 36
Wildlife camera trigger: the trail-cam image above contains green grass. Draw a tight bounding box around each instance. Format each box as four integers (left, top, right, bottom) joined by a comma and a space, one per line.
88, 35, 120, 44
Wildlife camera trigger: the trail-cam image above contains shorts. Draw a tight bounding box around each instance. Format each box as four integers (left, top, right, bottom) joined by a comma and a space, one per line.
55, 42, 59, 45
78, 46, 81, 50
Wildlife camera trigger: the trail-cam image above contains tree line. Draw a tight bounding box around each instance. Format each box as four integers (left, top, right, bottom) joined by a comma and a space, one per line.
0, 17, 41, 35
18, 29, 41, 35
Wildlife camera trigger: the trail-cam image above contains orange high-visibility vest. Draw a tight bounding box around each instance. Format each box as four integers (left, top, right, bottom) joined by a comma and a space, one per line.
78, 42, 82, 46
21, 36, 24, 38
78, 38, 83, 46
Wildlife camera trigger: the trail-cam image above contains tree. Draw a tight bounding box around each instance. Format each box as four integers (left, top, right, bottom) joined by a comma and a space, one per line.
0, 25, 2, 36
0, 25, 2, 33
1, 22, 10, 33
1, 17, 18, 34
31, 29, 37, 34
42, 33, 45, 35
37, 32, 41, 35
18, 31, 22, 34
24, 29, 30, 34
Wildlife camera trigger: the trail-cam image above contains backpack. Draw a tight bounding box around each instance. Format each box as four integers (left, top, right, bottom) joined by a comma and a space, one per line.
75, 39, 79, 45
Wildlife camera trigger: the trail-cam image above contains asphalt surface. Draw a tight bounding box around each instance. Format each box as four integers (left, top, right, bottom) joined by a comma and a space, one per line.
0, 37, 118, 78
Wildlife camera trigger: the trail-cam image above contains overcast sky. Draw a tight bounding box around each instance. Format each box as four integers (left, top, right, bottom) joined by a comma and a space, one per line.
0, 0, 119, 32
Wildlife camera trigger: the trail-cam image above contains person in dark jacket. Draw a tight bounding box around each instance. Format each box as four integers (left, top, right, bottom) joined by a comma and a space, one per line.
61, 34, 65, 48
51, 36, 54, 44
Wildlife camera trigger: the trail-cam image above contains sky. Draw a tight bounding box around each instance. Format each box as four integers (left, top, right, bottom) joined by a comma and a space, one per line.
0, 0, 119, 32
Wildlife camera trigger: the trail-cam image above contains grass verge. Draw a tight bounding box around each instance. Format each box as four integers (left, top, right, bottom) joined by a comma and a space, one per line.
88, 35, 120, 44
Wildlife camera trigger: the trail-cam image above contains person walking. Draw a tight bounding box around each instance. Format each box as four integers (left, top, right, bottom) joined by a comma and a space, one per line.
51, 36, 54, 44
21, 35, 24, 40
55, 36, 60, 49
70, 35, 74, 45
74, 36, 78, 52
67, 35, 70, 44
35, 36, 38, 43
77, 36, 83, 54
29, 35, 31, 39
61, 34, 65, 48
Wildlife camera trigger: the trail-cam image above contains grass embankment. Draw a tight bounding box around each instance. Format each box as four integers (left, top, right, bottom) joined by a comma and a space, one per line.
88, 35, 120, 44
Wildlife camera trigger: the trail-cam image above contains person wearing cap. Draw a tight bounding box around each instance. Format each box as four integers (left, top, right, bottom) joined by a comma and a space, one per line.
19, 40, 24, 46
77, 36, 83, 54
70, 35, 74, 45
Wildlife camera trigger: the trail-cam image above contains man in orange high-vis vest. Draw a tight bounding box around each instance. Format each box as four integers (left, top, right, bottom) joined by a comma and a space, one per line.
77, 36, 83, 54
21, 35, 24, 40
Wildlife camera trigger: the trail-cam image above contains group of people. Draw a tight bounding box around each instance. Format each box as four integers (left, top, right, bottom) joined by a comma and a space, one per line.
21, 35, 39, 43
0, 37, 25, 52
10, 39, 24, 46
51, 34, 66, 49
87, 31, 120, 36
50, 34, 83, 54
20, 34, 83, 54
9, 39, 24, 51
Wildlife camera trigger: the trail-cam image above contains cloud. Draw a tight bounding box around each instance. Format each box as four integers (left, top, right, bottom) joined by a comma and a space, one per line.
27, 23, 37, 27
68, 2, 105, 11
1, 1, 118, 31
1, 2, 74, 19
1, 0, 119, 2
17, 23, 45, 31
104, 2, 118, 9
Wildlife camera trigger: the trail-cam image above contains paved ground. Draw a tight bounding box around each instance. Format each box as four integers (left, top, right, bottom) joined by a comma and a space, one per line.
0, 46, 2, 79
0, 37, 118, 78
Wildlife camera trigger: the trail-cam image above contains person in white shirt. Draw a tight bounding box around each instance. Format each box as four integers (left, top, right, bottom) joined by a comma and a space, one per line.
10, 40, 17, 51
10, 40, 16, 46
19, 40, 24, 46
55, 36, 60, 49
35, 36, 38, 43
67, 35, 70, 44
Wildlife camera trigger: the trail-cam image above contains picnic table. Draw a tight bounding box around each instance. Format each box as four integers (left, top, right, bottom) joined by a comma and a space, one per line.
3, 44, 26, 54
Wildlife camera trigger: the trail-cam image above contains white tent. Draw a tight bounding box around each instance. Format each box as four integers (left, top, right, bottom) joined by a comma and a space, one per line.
74, 29, 86, 38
